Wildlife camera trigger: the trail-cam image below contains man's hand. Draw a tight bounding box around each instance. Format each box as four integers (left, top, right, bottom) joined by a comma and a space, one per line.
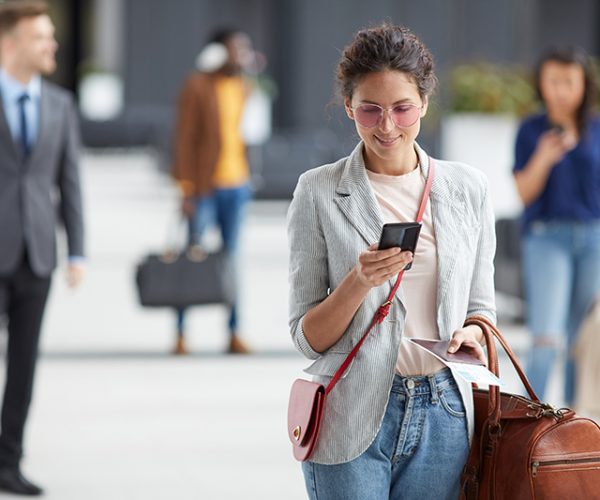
66, 261, 85, 288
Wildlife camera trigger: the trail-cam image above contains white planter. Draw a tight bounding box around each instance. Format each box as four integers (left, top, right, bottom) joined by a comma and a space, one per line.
441, 113, 523, 218
79, 73, 124, 121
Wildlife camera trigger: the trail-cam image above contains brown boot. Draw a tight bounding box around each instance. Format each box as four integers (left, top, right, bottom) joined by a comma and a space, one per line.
173, 336, 188, 355
227, 336, 252, 354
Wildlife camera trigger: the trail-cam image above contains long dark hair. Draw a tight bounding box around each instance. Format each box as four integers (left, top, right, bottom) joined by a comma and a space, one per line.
534, 46, 596, 135
336, 23, 437, 102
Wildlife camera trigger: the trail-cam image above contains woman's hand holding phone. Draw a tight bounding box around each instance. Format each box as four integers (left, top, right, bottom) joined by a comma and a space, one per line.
354, 244, 413, 288
534, 127, 577, 168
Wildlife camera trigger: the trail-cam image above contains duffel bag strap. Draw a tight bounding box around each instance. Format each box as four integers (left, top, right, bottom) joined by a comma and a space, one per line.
465, 315, 541, 428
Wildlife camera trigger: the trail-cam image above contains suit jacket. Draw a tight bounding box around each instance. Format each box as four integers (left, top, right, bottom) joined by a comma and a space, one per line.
0, 80, 84, 277
287, 142, 497, 464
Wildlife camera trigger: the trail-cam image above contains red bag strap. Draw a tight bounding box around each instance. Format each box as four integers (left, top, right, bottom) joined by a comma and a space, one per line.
325, 158, 435, 395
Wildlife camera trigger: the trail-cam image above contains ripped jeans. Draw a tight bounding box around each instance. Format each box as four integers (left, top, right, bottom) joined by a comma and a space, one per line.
523, 220, 600, 405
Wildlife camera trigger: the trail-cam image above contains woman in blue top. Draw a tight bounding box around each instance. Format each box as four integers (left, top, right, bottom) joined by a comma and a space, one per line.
513, 47, 600, 406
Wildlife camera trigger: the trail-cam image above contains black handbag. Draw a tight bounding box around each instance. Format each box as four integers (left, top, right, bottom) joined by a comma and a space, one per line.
135, 246, 235, 308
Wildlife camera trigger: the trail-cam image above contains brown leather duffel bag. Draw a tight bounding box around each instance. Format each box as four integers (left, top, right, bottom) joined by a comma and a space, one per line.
461, 316, 600, 500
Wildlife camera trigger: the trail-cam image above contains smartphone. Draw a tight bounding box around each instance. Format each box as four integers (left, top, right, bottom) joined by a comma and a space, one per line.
378, 222, 422, 270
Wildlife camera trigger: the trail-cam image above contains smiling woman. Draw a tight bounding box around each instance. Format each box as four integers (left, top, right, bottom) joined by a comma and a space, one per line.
345, 70, 427, 174
287, 23, 497, 499
338, 26, 435, 176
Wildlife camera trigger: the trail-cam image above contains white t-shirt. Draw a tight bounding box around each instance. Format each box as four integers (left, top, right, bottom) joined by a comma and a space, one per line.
367, 166, 445, 376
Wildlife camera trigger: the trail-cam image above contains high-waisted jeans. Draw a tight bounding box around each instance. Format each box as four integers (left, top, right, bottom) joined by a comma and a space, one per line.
302, 368, 469, 500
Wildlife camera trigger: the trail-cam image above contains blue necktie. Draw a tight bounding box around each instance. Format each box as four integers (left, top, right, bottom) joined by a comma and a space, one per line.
17, 93, 30, 156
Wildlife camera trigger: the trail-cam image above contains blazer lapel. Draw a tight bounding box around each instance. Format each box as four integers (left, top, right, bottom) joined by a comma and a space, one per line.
0, 91, 21, 166
415, 145, 462, 339
24, 81, 53, 170
333, 142, 384, 246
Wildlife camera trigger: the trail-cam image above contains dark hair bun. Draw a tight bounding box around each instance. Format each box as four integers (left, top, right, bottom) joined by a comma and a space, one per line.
337, 23, 436, 101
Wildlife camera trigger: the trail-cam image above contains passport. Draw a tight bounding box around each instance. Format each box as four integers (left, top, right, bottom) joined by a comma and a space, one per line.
408, 339, 485, 366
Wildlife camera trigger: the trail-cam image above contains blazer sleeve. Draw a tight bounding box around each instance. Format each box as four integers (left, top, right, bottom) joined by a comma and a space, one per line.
58, 94, 84, 258
287, 174, 329, 360
466, 177, 497, 325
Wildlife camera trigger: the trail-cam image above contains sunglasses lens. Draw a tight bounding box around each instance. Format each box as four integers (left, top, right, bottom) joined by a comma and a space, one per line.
391, 105, 421, 127
354, 104, 382, 128
354, 104, 421, 128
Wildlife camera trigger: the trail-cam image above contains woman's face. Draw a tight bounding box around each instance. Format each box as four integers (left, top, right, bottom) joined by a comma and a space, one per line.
539, 61, 586, 118
224, 33, 252, 72
345, 70, 427, 164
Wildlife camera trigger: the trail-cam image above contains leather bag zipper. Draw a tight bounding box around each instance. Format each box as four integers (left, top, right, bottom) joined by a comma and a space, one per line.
531, 457, 600, 477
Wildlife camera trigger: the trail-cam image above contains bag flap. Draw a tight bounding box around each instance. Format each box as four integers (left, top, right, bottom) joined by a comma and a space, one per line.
288, 379, 325, 446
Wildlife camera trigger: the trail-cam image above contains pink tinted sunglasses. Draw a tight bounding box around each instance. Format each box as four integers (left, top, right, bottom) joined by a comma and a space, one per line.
351, 103, 423, 128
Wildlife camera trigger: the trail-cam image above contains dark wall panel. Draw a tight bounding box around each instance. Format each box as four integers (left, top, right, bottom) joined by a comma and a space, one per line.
115, 0, 600, 163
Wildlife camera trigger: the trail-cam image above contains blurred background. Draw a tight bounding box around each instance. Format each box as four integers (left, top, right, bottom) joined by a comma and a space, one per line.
47, 0, 599, 201
2, 0, 599, 499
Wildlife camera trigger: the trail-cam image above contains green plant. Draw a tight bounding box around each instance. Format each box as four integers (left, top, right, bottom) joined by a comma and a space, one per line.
248, 73, 279, 100
447, 63, 537, 115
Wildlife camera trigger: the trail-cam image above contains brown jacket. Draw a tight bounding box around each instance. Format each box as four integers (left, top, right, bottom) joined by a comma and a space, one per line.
172, 72, 221, 197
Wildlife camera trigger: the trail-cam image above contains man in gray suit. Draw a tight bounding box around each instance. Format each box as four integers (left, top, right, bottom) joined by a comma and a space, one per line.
0, 1, 84, 495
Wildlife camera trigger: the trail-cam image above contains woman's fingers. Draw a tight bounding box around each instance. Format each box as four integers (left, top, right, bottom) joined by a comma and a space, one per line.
448, 333, 488, 366
371, 253, 413, 280
360, 246, 401, 262
466, 342, 488, 366
360, 247, 412, 267
359, 250, 412, 272
374, 251, 413, 270
538, 131, 573, 164
357, 254, 413, 286
356, 244, 415, 287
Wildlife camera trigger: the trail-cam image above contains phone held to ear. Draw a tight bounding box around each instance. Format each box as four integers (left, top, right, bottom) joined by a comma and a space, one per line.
378, 222, 422, 270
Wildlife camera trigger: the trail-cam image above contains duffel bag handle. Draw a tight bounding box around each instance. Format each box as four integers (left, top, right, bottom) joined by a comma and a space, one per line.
464, 316, 541, 427
162, 213, 191, 255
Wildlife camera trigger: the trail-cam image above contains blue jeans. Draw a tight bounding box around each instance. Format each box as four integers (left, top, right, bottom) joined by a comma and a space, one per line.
176, 183, 251, 335
302, 368, 469, 500
523, 220, 600, 405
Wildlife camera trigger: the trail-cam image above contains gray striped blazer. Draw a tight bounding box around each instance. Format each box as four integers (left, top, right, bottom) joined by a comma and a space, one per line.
287, 141, 497, 465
